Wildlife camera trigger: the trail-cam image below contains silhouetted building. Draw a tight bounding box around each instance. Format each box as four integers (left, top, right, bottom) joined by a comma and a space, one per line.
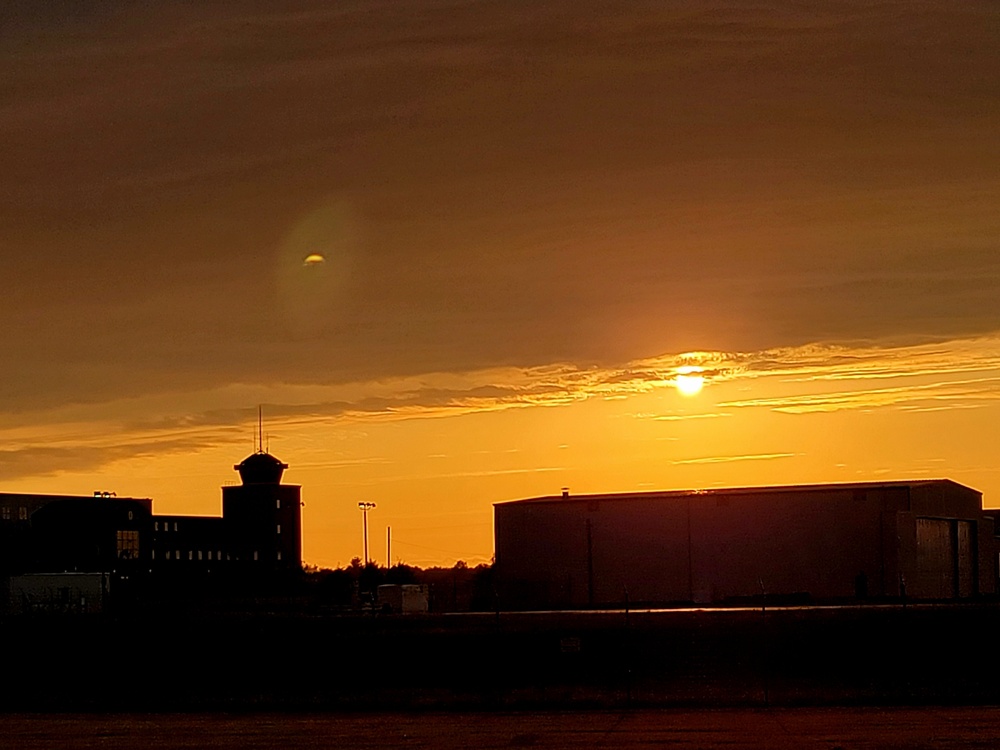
494, 480, 998, 609
0, 449, 302, 592
223, 450, 301, 570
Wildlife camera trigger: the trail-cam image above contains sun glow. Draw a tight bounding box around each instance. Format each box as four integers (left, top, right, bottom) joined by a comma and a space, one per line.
675, 366, 705, 397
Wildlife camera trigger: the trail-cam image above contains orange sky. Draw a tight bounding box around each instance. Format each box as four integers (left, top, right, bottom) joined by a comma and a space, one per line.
2, 2, 999, 567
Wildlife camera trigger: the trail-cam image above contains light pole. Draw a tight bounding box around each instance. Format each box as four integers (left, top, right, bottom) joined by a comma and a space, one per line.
358, 502, 376, 564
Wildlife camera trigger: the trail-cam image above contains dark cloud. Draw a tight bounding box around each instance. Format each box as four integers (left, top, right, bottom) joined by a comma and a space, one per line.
0, 435, 220, 482
2, 1, 999, 413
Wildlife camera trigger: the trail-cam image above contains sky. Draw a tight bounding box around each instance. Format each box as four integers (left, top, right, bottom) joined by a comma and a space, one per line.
2, 1, 999, 567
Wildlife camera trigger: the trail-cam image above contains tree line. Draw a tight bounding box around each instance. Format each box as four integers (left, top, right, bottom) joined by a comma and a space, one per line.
302, 558, 496, 612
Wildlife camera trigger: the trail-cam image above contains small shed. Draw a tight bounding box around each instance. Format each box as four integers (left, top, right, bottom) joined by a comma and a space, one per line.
377, 584, 430, 614
9, 572, 106, 615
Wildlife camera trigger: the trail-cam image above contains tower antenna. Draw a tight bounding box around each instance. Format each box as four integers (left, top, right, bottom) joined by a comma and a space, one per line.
258, 405, 263, 453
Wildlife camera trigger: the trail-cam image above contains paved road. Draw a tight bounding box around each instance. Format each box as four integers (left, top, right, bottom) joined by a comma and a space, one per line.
4, 708, 1000, 749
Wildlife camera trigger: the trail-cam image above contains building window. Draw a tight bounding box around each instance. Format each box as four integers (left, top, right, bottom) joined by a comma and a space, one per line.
198, 550, 203, 560
277, 551, 282, 561
207, 550, 213, 561
276, 524, 281, 535
276, 499, 281, 509
18, 507, 28, 520
116, 530, 140, 559
154, 521, 159, 531
188, 550, 193, 561
173, 522, 178, 532
175, 550, 180, 560
1, 507, 9, 520
151, 550, 156, 560
166, 550, 171, 560
219, 551, 223, 561
253, 551, 259, 561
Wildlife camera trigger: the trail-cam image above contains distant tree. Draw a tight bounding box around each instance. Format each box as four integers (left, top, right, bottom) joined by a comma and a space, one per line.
470, 562, 496, 612
319, 567, 354, 605
358, 561, 382, 598
385, 563, 418, 585
348, 557, 364, 576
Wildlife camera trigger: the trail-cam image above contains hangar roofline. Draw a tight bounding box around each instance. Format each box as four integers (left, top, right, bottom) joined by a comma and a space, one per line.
495, 478, 981, 507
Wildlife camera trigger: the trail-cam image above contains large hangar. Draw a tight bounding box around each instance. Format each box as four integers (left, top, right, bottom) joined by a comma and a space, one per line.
494, 480, 997, 609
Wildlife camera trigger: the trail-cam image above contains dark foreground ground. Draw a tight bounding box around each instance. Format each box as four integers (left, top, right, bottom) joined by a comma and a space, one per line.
4, 708, 1000, 749
5, 603, 1000, 710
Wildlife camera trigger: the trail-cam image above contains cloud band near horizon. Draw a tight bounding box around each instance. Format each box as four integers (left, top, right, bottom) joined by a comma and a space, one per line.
4, 334, 1000, 482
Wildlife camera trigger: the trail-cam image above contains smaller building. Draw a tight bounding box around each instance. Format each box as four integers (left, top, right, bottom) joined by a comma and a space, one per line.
377, 584, 430, 614
8, 573, 105, 615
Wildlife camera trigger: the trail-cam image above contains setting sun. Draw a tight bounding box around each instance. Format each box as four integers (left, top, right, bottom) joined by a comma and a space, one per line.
675, 367, 705, 396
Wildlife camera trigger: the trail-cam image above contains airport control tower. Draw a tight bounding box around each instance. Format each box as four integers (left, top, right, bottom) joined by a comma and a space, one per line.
222, 447, 302, 573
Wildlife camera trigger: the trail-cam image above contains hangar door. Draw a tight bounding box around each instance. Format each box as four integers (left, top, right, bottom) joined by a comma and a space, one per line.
914, 518, 976, 598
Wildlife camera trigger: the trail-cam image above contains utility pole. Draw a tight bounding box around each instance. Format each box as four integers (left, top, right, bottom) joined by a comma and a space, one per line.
358, 502, 376, 564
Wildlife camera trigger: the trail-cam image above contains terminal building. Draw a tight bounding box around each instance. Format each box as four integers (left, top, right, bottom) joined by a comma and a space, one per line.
494, 479, 998, 609
0, 448, 302, 595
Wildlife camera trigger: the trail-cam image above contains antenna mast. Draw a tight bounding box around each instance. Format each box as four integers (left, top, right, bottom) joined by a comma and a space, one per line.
258, 405, 263, 453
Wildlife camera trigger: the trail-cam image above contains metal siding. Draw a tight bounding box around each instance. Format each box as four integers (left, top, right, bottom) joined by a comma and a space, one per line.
914, 518, 954, 598
957, 520, 975, 598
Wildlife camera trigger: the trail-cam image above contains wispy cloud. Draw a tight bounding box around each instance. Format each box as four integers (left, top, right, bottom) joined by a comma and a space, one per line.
651, 412, 732, 421
670, 452, 799, 465
719, 375, 1000, 414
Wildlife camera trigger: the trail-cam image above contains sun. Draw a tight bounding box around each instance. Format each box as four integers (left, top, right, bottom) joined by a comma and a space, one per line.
675, 366, 705, 397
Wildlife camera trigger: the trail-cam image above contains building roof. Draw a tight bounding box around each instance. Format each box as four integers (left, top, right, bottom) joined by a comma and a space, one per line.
234, 450, 288, 485
0, 492, 151, 502
495, 479, 980, 507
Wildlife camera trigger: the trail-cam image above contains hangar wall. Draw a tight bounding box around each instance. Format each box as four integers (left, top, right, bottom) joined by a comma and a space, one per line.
494, 480, 996, 609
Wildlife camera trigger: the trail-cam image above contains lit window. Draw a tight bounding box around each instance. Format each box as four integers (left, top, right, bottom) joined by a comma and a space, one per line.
1, 507, 10, 520
166, 551, 171, 560
277, 551, 282, 561
151, 550, 156, 560
276, 524, 281, 535
253, 551, 259, 561
207, 551, 213, 561
188, 551, 193, 561
18, 507, 28, 520
175, 550, 180, 560
276, 499, 281, 509
197, 550, 203, 560
173, 522, 178, 532
116, 530, 140, 559
154, 522, 159, 531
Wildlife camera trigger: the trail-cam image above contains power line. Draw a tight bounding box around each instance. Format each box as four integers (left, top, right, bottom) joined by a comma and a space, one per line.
392, 538, 490, 560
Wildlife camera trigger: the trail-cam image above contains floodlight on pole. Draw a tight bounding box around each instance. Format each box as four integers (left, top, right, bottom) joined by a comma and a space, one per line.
358, 502, 376, 564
